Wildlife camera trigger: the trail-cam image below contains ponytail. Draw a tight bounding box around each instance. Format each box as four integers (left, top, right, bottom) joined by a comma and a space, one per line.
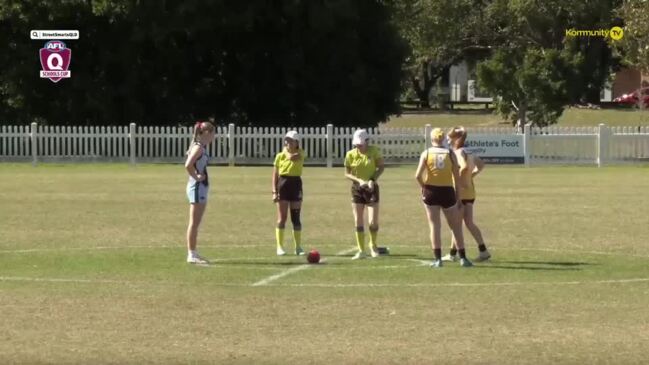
186, 120, 216, 155
448, 126, 467, 149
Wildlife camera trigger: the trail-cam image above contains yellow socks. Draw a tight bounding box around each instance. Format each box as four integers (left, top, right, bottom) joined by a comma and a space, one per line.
369, 229, 378, 250
292, 230, 302, 249
355, 227, 365, 252
275, 227, 285, 250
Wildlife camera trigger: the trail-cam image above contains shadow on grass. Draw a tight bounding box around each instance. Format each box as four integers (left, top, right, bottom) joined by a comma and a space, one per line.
499, 261, 595, 267
475, 265, 582, 271
473, 260, 596, 271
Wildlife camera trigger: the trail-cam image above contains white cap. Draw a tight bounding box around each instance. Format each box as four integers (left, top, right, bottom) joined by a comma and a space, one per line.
352, 129, 369, 145
284, 130, 300, 142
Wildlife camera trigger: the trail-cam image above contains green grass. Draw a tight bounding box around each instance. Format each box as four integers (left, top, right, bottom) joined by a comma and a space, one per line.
1, 164, 649, 364
385, 108, 649, 128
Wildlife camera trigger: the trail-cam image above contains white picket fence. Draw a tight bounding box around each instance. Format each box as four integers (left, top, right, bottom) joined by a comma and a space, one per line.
529, 125, 649, 165
1, 123, 648, 166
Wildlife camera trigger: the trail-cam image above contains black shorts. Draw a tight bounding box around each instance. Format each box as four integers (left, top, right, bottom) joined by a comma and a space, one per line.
422, 185, 456, 208
278, 176, 303, 202
461, 199, 475, 205
351, 182, 380, 205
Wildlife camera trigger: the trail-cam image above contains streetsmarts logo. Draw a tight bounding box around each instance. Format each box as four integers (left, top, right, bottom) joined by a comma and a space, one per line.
565, 26, 624, 41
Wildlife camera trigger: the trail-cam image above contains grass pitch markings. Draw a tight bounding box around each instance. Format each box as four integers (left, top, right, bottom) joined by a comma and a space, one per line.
2, 275, 649, 288
251, 247, 357, 286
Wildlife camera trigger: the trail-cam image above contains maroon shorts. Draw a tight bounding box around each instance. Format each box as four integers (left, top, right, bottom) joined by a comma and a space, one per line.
278, 176, 303, 202
351, 183, 379, 205
422, 185, 456, 208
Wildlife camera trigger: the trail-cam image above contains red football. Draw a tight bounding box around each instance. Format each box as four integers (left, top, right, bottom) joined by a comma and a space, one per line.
307, 249, 320, 264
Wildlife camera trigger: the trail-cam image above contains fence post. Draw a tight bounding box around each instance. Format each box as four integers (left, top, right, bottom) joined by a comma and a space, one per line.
326, 124, 333, 168
424, 124, 432, 148
523, 124, 530, 167
30, 122, 38, 166
129, 123, 136, 166
597, 123, 609, 167
228, 123, 235, 166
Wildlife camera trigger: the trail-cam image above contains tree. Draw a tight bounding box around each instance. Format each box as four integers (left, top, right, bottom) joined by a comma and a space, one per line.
616, 0, 649, 74
477, 0, 621, 127
391, 0, 496, 108
0, 0, 406, 127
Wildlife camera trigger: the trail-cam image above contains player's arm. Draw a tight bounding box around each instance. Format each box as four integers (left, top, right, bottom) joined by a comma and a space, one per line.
345, 166, 366, 186
271, 166, 279, 202
455, 149, 470, 188
414, 151, 427, 188
344, 153, 367, 186
456, 149, 468, 176
184, 145, 204, 182
449, 152, 462, 202
473, 155, 485, 177
288, 150, 302, 161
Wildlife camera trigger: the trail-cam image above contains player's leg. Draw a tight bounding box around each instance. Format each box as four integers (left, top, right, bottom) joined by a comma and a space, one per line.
463, 202, 491, 261
275, 200, 289, 255
290, 200, 304, 255
443, 204, 472, 267
187, 202, 208, 264
424, 204, 443, 267
443, 203, 463, 262
367, 203, 380, 257
352, 203, 367, 259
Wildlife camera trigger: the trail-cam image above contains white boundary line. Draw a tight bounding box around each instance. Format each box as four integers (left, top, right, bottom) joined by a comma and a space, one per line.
2, 245, 648, 259
407, 259, 431, 266
0, 276, 124, 284
1, 276, 648, 288
1, 246, 648, 288
267, 277, 649, 288
0, 244, 272, 254
0, 243, 350, 254
251, 247, 357, 286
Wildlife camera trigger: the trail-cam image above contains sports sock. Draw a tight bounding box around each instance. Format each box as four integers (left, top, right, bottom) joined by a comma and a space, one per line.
355, 226, 365, 252
434, 248, 442, 260
478, 244, 487, 252
459, 248, 467, 259
369, 228, 378, 250
293, 230, 302, 249
275, 227, 285, 249
449, 247, 458, 256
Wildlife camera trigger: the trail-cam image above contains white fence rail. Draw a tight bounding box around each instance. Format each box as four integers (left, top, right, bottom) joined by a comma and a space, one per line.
1, 123, 648, 166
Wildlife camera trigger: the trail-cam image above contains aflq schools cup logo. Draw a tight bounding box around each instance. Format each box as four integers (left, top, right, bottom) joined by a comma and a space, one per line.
39, 40, 71, 83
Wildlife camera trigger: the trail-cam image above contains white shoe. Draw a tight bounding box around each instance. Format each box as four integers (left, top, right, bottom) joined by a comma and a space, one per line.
441, 254, 458, 262
430, 259, 443, 268
187, 255, 209, 264
474, 250, 491, 262
351, 251, 367, 260
277, 247, 286, 256
370, 247, 380, 258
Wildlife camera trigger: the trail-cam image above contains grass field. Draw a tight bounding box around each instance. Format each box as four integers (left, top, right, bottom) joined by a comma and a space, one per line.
1, 163, 649, 364
385, 108, 649, 128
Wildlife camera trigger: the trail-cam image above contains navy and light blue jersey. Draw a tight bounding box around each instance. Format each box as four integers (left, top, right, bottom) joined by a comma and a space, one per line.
187, 142, 210, 187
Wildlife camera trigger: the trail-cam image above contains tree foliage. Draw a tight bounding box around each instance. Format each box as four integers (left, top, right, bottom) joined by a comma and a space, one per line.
477, 0, 621, 126
391, 0, 494, 107
0, 0, 406, 126
616, 0, 649, 74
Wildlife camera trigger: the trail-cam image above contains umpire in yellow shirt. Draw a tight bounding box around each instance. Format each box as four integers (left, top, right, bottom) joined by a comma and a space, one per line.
344, 129, 385, 259
272, 131, 306, 256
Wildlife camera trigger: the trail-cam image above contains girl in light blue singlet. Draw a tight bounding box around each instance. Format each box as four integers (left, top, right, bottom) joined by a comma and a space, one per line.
184, 121, 215, 264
